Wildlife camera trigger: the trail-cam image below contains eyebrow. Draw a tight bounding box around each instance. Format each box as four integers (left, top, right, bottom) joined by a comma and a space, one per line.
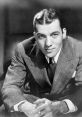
36, 31, 60, 36
37, 33, 46, 37
50, 31, 60, 35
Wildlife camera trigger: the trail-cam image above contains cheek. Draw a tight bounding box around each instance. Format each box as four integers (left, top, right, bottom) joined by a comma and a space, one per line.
53, 38, 62, 46
37, 40, 45, 49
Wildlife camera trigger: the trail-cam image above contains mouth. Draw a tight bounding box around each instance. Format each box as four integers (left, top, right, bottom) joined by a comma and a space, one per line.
45, 48, 55, 53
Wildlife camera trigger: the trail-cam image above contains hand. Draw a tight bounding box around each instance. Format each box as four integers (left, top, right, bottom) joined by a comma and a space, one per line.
34, 98, 54, 117
34, 98, 51, 108
18, 101, 39, 117
51, 101, 69, 114
40, 112, 53, 117
34, 98, 69, 117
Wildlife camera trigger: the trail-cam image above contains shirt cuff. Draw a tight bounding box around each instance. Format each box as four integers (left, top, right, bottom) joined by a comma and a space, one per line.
14, 100, 27, 111
63, 99, 78, 114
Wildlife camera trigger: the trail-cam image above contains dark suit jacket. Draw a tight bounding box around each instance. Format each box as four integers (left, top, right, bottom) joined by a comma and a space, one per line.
2, 36, 82, 116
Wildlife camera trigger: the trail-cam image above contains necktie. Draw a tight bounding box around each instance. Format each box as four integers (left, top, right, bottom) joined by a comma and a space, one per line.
47, 58, 56, 84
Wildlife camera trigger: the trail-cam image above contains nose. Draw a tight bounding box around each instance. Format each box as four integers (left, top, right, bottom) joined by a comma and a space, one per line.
45, 36, 52, 47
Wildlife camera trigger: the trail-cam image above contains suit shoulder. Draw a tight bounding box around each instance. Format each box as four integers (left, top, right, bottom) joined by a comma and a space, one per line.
16, 36, 35, 50
68, 36, 82, 46
16, 36, 36, 56
68, 36, 82, 55
17, 36, 35, 47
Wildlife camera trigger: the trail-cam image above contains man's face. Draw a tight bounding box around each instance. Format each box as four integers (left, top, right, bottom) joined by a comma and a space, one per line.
35, 19, 66, 58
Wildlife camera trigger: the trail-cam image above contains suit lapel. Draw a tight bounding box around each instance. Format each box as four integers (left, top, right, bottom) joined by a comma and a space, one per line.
51, 38, 76, 94
25, 45, 51, 87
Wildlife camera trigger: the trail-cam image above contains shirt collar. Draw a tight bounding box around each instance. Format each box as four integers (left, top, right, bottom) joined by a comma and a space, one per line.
46, 48, 61, 64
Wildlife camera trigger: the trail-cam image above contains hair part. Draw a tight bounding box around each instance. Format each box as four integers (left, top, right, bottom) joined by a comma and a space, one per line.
33, 8, 64, 32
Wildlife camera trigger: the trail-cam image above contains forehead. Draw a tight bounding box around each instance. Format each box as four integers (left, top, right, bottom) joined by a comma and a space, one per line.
36, 19, 61, 35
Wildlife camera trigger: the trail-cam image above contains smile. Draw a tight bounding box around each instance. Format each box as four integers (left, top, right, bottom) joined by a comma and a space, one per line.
46, 48, 55, 52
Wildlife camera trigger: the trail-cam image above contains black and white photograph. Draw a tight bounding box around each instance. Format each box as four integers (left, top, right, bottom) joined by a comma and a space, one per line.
0, 0, 82, 117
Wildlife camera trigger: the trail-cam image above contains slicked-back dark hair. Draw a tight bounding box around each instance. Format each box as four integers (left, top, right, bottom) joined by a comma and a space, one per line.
33, 8, 64, 32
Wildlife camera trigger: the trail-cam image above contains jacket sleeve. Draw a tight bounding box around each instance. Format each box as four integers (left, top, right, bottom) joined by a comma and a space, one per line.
42, 54, 82, 112
1, 43, 38, 111
58, 52, 82, 112
65, 54, 82, 111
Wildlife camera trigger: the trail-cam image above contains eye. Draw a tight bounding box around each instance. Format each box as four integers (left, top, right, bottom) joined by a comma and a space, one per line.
51, 32, 59, 38
37, 34, 46, 40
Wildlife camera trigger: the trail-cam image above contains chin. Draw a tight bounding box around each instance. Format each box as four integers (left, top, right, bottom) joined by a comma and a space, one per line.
46, 53, 56, 58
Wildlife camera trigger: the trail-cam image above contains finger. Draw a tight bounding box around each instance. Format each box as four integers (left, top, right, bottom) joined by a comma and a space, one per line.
34, 98, 46, 104
36, 103, 52, 114
33, 104, 52, 117
39, 110, 46, 117
40, 108, 52, 117
34, 103, 47, 113
34, 98, 48, 108
29, 109, 41, 117
43, 112, 53, 117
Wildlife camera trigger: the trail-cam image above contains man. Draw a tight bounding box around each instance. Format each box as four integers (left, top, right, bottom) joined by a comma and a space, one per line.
2, 8, 82, 117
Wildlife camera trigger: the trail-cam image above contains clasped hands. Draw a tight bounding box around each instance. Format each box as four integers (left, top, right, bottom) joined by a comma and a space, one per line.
20, 98, 69, 117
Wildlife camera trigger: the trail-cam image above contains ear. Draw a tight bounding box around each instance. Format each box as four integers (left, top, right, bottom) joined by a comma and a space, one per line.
62, 28, 67, 39
33, 32, 37, 40
33, 31, 36, 36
